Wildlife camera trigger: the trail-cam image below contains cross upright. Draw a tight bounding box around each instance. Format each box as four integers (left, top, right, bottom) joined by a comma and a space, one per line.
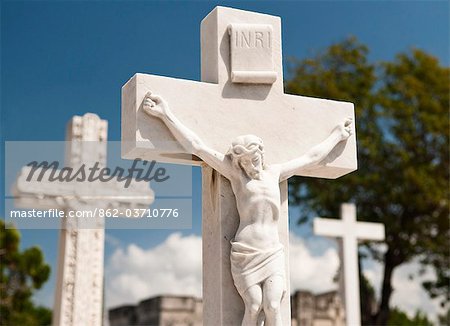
314, 203, 385, 326
13, 113, 154, 326
122, 6, 357, 325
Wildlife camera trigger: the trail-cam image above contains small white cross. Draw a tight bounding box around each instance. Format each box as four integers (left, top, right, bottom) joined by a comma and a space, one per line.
314, 203, 385, 326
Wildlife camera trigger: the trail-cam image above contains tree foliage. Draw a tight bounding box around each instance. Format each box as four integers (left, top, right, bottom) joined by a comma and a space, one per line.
0, 220, 52, 325
438, 307, 450, 326
359, 263, 377, 326
388, 307, 434, 326
286, 37, 449, 325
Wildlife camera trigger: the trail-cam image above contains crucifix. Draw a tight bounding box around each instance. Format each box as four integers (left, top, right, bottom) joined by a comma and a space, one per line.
13, 113, 154, 326
313, 203, 385, 326
121, 6, 357, 325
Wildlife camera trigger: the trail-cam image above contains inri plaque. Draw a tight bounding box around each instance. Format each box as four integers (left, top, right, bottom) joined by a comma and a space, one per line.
228, 23, 277, 84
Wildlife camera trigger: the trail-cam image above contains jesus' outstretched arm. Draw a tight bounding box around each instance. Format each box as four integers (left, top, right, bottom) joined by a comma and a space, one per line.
142, 92, 233, 178
278, 118, 353, 182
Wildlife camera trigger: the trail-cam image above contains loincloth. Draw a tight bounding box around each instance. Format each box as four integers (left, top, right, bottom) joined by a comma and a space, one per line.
230, 240, 286, 295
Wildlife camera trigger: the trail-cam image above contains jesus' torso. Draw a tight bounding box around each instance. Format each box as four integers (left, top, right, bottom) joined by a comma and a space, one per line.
229, 165, 282, 249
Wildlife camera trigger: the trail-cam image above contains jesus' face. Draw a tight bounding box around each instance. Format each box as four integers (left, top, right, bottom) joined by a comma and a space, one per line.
239, 152, 263, 179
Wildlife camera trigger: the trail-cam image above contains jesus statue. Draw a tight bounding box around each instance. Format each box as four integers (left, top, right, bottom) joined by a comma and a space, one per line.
143, 91, 353, 326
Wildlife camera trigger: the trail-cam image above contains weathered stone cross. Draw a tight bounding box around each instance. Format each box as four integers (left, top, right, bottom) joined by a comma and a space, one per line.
122, 7, 357, 325
13, 113, 154, 326
314, 203, 385, 326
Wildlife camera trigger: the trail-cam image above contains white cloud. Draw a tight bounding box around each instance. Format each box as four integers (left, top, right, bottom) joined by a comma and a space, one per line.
289, 233, 340, 294
391, 261, 442, 321
105, 231, 442, 323
363, 258, 443, 322
105, 232, 202, 308
105, 231, 340, 308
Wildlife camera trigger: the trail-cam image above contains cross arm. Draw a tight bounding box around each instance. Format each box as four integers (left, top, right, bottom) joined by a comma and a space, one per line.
122, 74, 357, 179
314, 217, 386, 241
278, 118, 353, 181
313, 218, 346, 237
355, 222, 385, 241
142, 92, 234, 179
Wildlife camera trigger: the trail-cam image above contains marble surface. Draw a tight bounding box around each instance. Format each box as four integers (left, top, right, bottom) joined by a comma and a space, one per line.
121, 6, 358, 326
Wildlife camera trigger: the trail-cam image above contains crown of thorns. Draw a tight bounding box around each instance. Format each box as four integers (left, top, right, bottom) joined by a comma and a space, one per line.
229, 140, 264, 158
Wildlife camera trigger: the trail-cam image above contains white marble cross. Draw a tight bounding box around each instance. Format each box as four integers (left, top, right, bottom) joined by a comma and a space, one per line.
121, 6, 357, 325
13, 113, 154, 326
313, 203, 385, 326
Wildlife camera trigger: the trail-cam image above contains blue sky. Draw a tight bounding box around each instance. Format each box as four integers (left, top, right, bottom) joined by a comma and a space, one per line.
2, 0, 449, 318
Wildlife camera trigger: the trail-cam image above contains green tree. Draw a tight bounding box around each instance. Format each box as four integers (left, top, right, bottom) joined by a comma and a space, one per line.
0, 220, 52, 325
438, 307, 449, 326
286, 37, 449, 325
359, 260, 377, 325
388, 307, 434, 326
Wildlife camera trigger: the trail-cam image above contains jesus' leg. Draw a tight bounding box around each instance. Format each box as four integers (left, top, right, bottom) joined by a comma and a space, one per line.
241, 284, 263, 326
262, 274, 284, 326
